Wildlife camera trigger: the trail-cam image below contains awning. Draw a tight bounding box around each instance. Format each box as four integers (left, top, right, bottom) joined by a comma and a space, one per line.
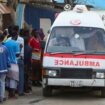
0, 3, 11, 14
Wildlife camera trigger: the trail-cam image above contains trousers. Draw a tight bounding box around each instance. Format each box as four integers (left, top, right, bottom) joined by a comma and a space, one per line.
0, 73, 6, 101
18, 59, 24, 94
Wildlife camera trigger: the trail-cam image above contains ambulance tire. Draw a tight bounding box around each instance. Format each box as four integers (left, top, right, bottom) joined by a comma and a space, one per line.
101, 87, 105, 98
43, 86, 52, 97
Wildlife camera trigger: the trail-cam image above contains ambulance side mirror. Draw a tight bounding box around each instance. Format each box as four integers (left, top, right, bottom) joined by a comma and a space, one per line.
40, 40, 46, 50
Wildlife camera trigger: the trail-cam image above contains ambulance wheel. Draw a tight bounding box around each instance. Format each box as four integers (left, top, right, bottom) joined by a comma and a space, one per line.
101, 87, 105, 98
43, 86, 52, 97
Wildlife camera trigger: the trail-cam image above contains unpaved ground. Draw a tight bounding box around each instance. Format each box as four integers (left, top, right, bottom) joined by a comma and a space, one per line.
1, 87, 105, 105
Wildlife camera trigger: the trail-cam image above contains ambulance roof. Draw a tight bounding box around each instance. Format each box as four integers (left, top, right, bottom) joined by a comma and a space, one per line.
51, 11, 105, 29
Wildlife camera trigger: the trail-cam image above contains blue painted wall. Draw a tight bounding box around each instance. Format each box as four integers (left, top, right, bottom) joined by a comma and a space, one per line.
24, 5, 56, 29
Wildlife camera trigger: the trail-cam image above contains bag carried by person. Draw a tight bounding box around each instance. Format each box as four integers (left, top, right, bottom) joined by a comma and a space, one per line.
7, 63, 19, 81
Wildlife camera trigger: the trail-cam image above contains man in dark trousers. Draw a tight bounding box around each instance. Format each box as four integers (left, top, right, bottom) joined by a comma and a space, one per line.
24, 36, 32, 93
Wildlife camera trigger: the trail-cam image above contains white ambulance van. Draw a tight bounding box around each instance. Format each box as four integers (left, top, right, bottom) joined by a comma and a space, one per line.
42, 5, 105, 97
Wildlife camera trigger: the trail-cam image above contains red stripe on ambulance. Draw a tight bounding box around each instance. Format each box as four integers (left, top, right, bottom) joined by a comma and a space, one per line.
44, 53, 105, 59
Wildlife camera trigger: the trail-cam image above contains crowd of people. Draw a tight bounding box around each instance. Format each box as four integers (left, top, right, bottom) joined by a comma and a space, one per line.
0, 25, 45, 103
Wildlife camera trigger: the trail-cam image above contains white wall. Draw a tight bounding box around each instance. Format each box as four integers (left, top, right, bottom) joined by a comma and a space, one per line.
40, 18, 51, 38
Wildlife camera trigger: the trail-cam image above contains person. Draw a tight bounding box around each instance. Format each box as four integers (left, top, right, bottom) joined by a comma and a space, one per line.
19, 29, 30, 38
24, 36, 32, 93
29, 29, 42, 86
70, 33, 85, 50
7, 26, 13, 38
86, 32, 105, 51
49, 34, 70, 47
14, 26, 24, 96
38, 28, 45, 40
19, 29, 24, 38
8, 25, 24, 96
4, 30, 20, 98
0, 34, 10, 102
3, 29, 9, 42
71, 28, 102, 51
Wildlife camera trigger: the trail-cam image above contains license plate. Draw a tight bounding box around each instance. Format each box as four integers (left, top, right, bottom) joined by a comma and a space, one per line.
70, 80, 83, 87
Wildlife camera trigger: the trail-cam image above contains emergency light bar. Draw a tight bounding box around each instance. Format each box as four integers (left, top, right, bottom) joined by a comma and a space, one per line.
64, 4, 72, 11
73, 5, 88, 13
64, 4, 88, 13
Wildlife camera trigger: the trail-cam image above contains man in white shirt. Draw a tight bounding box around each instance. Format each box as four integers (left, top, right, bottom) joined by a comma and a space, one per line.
70, 33, 85, 50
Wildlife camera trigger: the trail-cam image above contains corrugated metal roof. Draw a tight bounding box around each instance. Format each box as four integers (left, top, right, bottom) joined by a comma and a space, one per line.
0, 3, 11, 14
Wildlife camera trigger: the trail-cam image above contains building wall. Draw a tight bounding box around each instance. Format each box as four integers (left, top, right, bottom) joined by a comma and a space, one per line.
0, 0, 7, 2
24, 5, 56, 29
19, 0, 52, 2
40, 18, 51, 36
0, 14, 2, 30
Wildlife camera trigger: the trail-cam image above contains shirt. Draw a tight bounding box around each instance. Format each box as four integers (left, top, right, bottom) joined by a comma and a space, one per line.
29, 36, 41, 52
70, 36, 85, 50
4, 39, 20, 64
0, 44, 10, 73
8, 36, 24, 58
24, 45, 32, 67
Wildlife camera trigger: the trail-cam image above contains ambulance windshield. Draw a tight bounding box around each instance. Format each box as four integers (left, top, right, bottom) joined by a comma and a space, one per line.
47, 27, 105, 54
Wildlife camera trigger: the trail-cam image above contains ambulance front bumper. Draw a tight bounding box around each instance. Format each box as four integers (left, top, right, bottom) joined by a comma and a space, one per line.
43, 78, 105, 87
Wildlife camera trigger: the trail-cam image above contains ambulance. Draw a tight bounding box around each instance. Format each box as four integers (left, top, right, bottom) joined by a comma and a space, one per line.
42, 5, 105, 97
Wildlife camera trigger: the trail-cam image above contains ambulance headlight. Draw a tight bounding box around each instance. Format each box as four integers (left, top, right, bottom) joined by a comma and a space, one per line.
96, 72, 104, 79
47, 70, 57, 77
